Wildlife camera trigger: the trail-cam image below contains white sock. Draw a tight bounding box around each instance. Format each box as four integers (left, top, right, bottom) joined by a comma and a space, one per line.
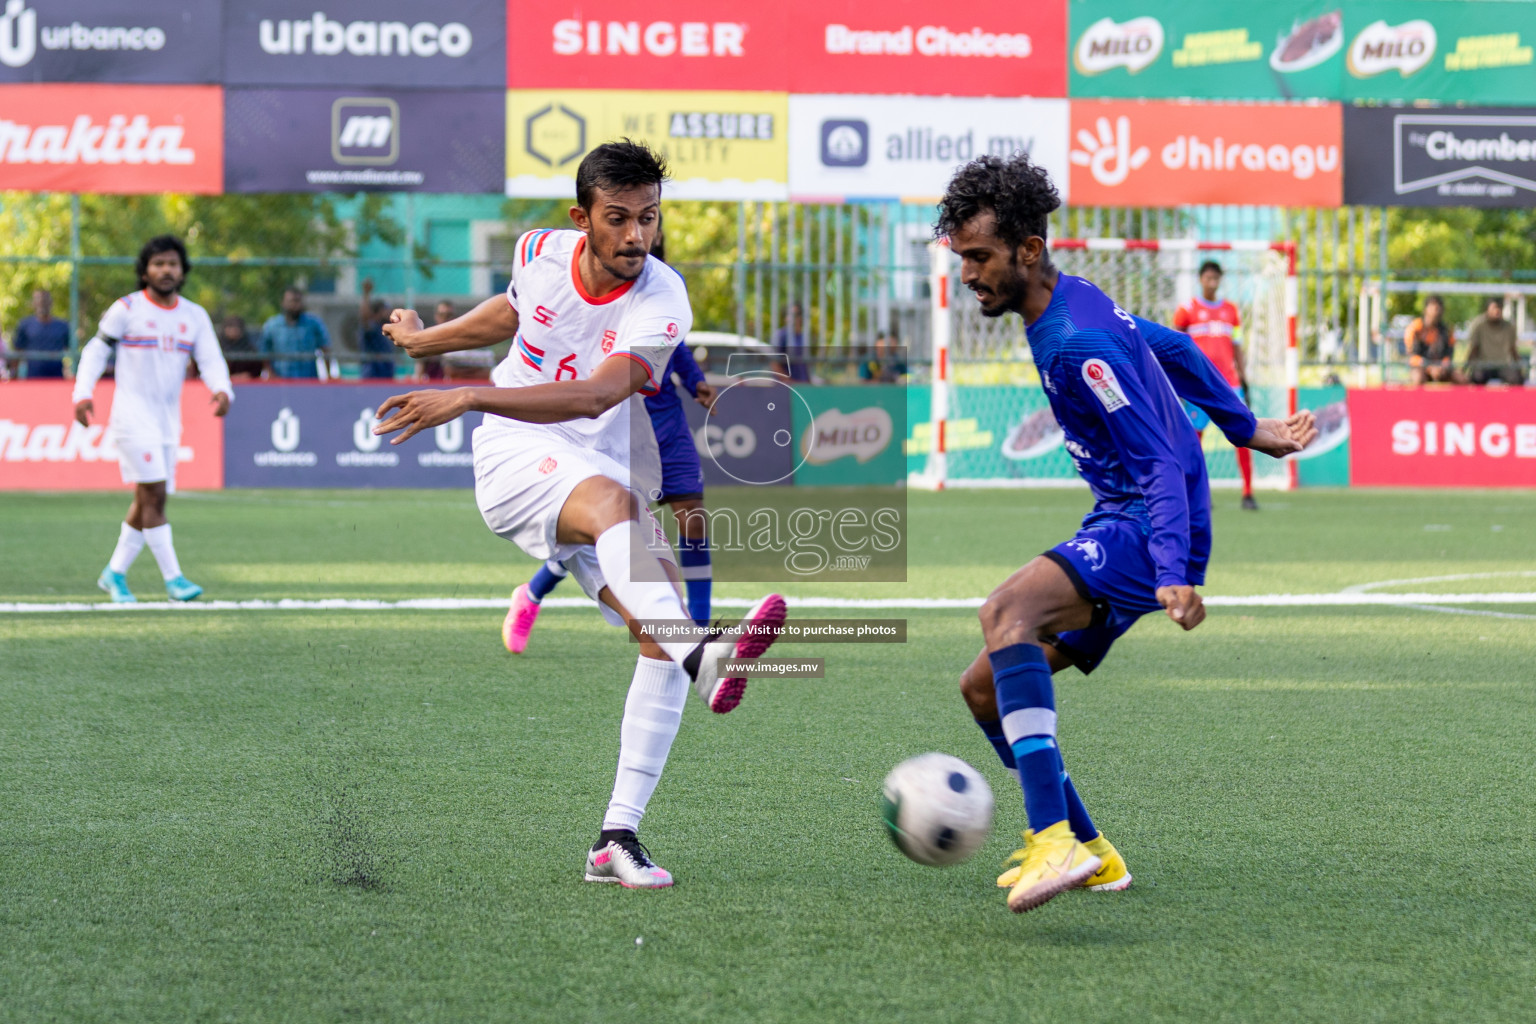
142, 524, 182, 581
545, 558, 569, 578
603, 656, 689, 832
593, 521, 697, 667
108, 522, 144, 574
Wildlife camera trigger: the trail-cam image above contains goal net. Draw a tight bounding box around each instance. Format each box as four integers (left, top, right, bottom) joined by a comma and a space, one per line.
917, 238, 1297, 490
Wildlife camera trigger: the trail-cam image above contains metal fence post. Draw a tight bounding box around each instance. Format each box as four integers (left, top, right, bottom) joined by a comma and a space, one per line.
68, 193, 81, 361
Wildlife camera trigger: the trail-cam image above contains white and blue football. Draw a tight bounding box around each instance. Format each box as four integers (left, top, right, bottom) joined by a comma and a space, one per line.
881, 753, 994, 867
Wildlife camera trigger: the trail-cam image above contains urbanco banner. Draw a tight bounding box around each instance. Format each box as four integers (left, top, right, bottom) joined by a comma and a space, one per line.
1348, 388, 1536, 488
224, 1, 504, 87
0, 380, 223, 491
509, 0, 1066, 97
1343, 105, 1536, 207
224, 88, 504, 193
1343, 1, 1536, 105
1069, 0, 1345, 100
1067, 99, 1341, 207
0, 83, 222, 193
788, 95, 1070, 202
507, 89, 788, 200
0, 0, 220, 83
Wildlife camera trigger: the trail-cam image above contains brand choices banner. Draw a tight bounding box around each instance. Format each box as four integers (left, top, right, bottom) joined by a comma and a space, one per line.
1343, 105, 1536, 207
789, 95, 1069, 202
509, 0, 1065, 96
0, 380, 223, 490
0, 83, 223, 192
507, 89, 789, 199
225, 87, 504, 193
0, 0, 219, 83
1348, 388, 1536, 488
1068, 99, 1341, 207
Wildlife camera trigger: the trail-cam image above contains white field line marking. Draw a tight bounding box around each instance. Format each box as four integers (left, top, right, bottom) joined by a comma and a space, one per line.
1341, 570, 1536, 594
1402, 604, 1536, 621
3, 593, 1535, 614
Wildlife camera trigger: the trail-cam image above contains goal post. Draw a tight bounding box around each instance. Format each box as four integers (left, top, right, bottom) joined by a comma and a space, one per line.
917, 238, 1299, 491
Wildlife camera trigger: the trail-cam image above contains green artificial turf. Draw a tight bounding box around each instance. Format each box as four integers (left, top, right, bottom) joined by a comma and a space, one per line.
1, 489, 1533, 1022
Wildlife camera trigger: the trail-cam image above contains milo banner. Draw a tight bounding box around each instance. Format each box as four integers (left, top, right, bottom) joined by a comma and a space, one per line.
1069, 0, 1345, 100
1342, 1, 1536, 105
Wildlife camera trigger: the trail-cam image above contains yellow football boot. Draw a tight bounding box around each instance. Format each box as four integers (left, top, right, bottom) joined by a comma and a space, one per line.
1003, 821, 1101, 913
997, 831, 1132, 891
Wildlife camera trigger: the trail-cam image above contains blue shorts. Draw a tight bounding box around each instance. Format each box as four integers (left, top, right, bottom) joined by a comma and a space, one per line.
1184, 383, 1245, 433
1041, 512, 1208, 675
653, 414, 704, 503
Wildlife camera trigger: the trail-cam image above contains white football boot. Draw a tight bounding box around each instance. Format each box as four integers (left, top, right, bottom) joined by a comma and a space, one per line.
584, 834, 674, 889
688, 593, 787, 713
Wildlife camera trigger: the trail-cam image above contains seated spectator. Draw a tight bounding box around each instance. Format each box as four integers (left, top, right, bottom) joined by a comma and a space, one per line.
1463, 298, 1524, 386
1406, 295, 1465, 385
13, 288, 70, 379
260, 286, 331, 379
219, 315, 266, 380
358, 279, 396, 381
858, 332, 908, 384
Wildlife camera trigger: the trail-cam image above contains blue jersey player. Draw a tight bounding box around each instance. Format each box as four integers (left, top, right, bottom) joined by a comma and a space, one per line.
934, 154, 1316, 914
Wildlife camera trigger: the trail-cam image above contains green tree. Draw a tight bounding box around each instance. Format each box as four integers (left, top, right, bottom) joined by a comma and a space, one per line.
1386, 207, 1536, 323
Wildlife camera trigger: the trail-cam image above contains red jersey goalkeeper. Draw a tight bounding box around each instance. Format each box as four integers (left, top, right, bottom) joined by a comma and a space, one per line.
1173, 260, 1256, 510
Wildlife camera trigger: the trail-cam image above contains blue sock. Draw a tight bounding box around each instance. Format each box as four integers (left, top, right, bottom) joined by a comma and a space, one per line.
1062, 771, 1098, 843
975, 717, 1017, 774
677, 534, 712, 625
527, 560, 567, 603
991, 643, 1067, 832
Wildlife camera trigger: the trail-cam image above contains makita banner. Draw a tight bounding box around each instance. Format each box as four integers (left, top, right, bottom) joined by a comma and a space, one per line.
0, 83, 222, 193
1344, 105, 1536, 207
0, 380, 223, 490
789, 95, 1070, 202
509, 0, 1066, 96
225, 87, 504, 193
1348, 388, 1536, 488
0, 0, 219, 83
1068, 99, 1341, 207
223, 1, 504, 87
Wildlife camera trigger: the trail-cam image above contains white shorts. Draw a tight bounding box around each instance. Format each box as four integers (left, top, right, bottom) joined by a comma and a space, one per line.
116, 439, 177, 492
473, 426, 672, 627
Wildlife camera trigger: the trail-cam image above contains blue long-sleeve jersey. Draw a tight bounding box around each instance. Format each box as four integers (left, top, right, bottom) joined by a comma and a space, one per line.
1134, 315, 1257, 446
643, 338, 706, 431
1027, 275, 1212, 590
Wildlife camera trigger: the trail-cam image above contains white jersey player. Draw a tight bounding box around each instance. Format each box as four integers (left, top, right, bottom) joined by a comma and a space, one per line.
72, 235, 232, 604
376, 141, 786, 889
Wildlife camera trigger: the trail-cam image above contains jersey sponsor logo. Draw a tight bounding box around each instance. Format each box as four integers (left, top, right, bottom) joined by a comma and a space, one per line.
1065, 536, 1108, 572
258, 13, 474, 59
552, 19, 746, 59
1073, 16, 1163, 76
532, 305, 558, 327
600, 329, 615, 355
1347, 20, 1435, 79
664, 322, 679, 339
538, 456, 558, 474
1081, 358, 1130, 413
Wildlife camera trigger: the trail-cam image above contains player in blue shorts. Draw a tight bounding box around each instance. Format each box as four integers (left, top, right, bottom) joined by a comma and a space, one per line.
504, 229, 717, 652
934, 154, 1316, 914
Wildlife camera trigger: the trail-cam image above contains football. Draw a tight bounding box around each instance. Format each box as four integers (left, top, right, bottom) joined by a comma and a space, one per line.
880, 753, 994, 867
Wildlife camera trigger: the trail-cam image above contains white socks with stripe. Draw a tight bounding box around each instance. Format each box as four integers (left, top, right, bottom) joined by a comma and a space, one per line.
593, 521, 698, 667
108, 522, 145, 574
143, 524, 182, 581
602, 655, 690, 832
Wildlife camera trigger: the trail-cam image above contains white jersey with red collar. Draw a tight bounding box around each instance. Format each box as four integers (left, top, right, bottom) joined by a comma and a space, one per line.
481, 228, 690, 463
72, 289, 230, 446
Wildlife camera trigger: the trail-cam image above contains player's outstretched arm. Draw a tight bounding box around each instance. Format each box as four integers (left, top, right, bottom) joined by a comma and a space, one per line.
1133, 315, 1257, 446
1246, 411, 1318, 459
383, 294, 517, 358
372, 355, 650, 445
71, 335, 115, 425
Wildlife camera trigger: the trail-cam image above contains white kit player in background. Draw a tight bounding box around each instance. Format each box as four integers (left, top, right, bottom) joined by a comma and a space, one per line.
377, 141, 787, 890
72, 235, 232, 604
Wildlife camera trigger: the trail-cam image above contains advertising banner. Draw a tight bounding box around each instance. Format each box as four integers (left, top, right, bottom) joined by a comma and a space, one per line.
1347, 388, 1536, 488
1343, 105, 1536, 207
1068, 0, 1345, 100
791, 385, 906, 486
507, 89, 788, 200
223, 1, 504, 87
0, 83, 222, 193
509, 0, 1065, 97
0, 0, 219, 83
0, 381, 223, 491
225, 88, 505, 193
1067, 99, 1341, 208
1294, 384, 1350, 486
1342, 1, 1536, 105
682, 380, 795, 489
788, 95, 1070, 202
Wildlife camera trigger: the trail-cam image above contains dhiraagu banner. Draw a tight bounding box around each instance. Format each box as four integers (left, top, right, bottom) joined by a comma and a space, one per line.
1068, 0, 1345, 100
1342, 1, 1536, 105
506, 89, 788, 200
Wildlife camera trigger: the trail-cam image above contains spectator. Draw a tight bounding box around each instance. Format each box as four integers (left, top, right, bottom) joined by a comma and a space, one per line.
1463, 298, 1524, 386
12, 288, 70, 379
219, 315, 266, 380
417, 300, 453, 380
259, 286, 331, 379
771, 302, 810, 383
859, 331, 908, 383
358, 279, 396, 381
1406, 295, 1465, 385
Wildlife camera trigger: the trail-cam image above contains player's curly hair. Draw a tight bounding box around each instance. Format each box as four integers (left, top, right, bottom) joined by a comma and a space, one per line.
576, 139, 671, 211
135, 235, 190, 286
934, 153, 1061, 255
